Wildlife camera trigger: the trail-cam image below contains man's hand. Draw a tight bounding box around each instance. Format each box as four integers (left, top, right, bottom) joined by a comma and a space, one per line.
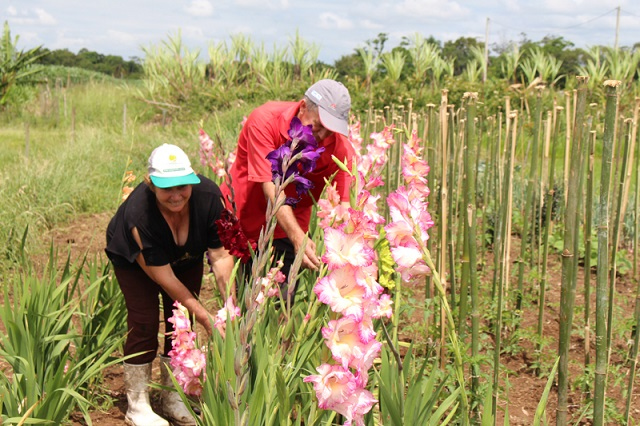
262, 181, 322, 270
293, 234, 321, 271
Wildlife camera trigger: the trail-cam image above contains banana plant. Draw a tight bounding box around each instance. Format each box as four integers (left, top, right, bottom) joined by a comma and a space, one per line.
0, 21, 47, 105
500, 42, 521, 83
381, 50, 406, 83
288, 29, 319, 81
408, 33, 439, 89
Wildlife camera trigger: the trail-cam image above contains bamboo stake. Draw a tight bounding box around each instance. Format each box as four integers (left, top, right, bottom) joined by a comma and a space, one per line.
458, 114, 469, 340
619, 98, 640, 221
480, 115, 496, 264
492, 109, 518, 421
439, 89, 449, 370
625, 122, 640, 424
606, 118, 633, 352
516, 86, 544, 311
424, 106, 435, 344
536, 106, 561, 373
593, 80, 620, 426
447, 105, 457, 313
462, 92, 480, 413
557, 76, 589, 426
583, 131, 596, 370
563, 91, 571, 208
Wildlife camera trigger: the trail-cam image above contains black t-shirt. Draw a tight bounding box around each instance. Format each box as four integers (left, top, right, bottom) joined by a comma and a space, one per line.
105, 175, 224, 271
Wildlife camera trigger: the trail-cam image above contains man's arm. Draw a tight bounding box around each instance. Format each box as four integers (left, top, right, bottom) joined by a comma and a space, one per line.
262, 181, 320, 270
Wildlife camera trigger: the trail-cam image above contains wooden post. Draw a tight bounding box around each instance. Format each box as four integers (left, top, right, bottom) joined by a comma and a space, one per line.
123, 103, 127, 136
25, 122, 30, 159
71, 106, 76, 144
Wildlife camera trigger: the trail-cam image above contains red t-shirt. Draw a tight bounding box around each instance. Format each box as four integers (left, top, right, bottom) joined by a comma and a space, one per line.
221, 100, 354, 242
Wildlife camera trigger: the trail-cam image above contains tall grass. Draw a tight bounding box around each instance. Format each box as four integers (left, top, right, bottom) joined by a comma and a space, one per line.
0, 236, 127, 424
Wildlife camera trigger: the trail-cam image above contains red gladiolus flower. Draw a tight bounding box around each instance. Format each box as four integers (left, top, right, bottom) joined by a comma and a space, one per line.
214, 209, 256, 263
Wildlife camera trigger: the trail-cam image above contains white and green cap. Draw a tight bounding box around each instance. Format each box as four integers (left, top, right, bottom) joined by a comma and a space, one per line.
305, 79, 351, 137
148, 144, 201, 188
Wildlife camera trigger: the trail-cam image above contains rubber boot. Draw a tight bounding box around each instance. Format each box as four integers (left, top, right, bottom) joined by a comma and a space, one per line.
123, 362, 170, 426
159, 355, 197, 426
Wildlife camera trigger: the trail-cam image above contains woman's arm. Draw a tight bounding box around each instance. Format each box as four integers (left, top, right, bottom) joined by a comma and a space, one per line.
132, 227, 214, 334
207, 246, 236, 299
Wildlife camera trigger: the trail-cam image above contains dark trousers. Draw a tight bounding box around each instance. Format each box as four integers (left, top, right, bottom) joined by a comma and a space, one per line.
114, 264, 203, 364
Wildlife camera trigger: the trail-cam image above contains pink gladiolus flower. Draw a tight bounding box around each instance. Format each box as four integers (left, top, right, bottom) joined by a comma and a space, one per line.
227, 151, 236, 167
348, 120, 363, 154
254, 263, 286, 304
384, 219, 416, 248
322, 317, 381, 370
199, 128, 227, 178
214, 296, 241, 335
317, 183, 351, 229
168, 301, 206, 396
308, 161, 396, 424
374, 294, 393, 319
356, 191, 385, 226
322, 227, 375, 270
314, 266, 368, 320
341, 208, 379, 244
331, 387, 378, 426
303, 364, 357, 409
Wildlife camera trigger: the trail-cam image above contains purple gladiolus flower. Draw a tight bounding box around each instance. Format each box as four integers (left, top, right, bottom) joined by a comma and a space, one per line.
266, 116, 324, 208
285, 196, 301, 207
266, 144, 291, 180
288, 116, 316, 146
292, 174, 314, 195
297, 145, 325, 172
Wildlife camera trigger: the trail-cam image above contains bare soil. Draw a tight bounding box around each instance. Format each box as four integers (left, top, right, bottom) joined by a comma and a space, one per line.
36, 213, 640, 425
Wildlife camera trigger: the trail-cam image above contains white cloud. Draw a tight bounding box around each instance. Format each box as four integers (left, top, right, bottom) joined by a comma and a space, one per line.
16, 31, 41, 46
500, 0, 520, 12
53, 30, 88, 51
393, 0, 470, 19
541, 0, 624, 13
106, 30, 138, 44
181, 25, 206, 40
234, 0, 290, 9
34, 8, 56, 25
318, 13, 353, 30
8, 7, 56, 25
186, 0, 214, 17
361, 19, 383, 30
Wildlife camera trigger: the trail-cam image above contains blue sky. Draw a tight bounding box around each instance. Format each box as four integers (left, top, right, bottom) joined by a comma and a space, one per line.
5, 0, 640, 64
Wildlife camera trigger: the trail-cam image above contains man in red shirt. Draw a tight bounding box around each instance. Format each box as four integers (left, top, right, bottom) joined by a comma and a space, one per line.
221, 79, 354, 294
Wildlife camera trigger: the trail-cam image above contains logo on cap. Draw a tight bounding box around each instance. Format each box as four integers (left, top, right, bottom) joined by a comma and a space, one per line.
310, 90, 323, 102
169, 154, 177, 162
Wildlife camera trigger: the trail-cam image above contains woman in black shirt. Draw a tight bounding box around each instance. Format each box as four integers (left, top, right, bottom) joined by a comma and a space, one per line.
106, 143, 234, 426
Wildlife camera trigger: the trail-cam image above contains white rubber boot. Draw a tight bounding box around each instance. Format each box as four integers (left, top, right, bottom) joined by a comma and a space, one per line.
123, 362, 170, 426
159, 355, 197, 426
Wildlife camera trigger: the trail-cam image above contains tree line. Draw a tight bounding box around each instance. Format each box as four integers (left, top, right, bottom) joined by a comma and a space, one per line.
334, 32, 640, 90
35, 47, 143, 78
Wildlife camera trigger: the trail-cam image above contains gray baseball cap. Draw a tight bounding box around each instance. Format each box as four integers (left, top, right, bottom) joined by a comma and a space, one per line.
305, 79, 351, 137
